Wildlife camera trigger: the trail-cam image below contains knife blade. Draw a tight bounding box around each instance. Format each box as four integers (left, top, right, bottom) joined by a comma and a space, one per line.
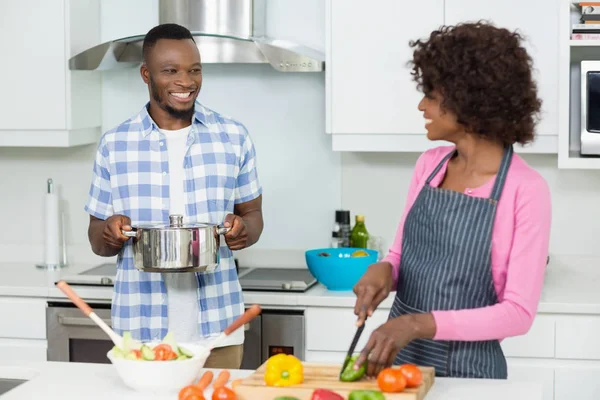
339, 322, 365, 379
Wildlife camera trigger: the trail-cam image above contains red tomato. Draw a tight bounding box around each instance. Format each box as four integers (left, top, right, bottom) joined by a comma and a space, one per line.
398, 364, 423, 388
377, 368, 406, 393
178, 385, 205, 400
131, 349, 142, 359
211, 386, 237, 400
153, 344, 178, 361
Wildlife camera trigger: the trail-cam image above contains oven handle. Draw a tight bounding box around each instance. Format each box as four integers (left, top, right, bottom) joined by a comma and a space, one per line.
58, 315, 112, 327
58, 317, 249, 330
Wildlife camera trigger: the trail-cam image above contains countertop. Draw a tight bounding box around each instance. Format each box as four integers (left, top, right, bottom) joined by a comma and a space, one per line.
1, 255, 600, 314
0, 361, 543, 400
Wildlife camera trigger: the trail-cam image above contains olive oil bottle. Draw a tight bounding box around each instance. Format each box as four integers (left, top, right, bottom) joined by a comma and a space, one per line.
350, 215, 369, 249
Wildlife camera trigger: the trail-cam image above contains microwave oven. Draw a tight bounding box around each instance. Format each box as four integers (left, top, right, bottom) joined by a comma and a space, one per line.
580, 60, 600, 155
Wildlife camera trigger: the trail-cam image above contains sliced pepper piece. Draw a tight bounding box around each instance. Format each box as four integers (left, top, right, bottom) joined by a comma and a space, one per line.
311, 388, 344, 400
310, 388, 344, 400
347, 389, 386, 400
339, 355, 366, 382
264, 353, 304, 387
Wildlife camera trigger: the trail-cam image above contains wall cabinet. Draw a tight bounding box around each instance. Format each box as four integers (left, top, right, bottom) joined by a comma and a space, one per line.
326, 0, 560, 154
445, 0, 559, 150
326, 0, 444, 140
0, 0, 102, 147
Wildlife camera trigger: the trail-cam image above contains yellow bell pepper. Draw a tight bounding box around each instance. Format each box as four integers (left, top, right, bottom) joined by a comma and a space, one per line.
264, 354, 304, 387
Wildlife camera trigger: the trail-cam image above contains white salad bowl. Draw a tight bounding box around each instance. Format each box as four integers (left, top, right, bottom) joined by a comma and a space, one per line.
107, 341, 210, 393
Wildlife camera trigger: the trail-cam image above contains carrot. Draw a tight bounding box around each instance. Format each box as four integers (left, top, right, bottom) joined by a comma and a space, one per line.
230, 379, 243, 389
197, 370, 214, 390
212, 370, 231, 389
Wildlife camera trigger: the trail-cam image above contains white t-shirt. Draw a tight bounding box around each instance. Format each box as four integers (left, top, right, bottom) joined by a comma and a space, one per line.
160, 125, 244, 349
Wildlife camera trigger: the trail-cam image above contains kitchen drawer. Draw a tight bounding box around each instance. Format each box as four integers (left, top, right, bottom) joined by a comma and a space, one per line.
556, 315, 600, 360
0, 297, 46, 339
555, 364, 600, 400
0, 339, 47, 362
506, 359, 554, 400
305, 307, 389, 352
501, 315, 556, 358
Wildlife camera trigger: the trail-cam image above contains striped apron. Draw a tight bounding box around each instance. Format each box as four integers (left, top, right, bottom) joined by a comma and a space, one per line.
388, 145, 513, 379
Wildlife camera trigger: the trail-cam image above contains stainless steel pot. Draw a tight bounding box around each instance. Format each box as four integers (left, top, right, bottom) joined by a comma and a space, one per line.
121, 214, 230, 273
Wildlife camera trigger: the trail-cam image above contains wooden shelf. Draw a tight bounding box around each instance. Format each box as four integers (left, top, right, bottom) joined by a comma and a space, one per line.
570, 40, 600, 46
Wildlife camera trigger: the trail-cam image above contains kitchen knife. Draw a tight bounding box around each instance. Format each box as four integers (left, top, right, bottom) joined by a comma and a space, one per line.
339, 322, 365, 379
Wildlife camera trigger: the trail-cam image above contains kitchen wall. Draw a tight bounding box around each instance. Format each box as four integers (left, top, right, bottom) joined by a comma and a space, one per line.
0, 0, 340, 266
1, 1, 600, 267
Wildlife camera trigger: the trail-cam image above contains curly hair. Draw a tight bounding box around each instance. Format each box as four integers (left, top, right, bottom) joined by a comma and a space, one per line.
409, 21, 542, 146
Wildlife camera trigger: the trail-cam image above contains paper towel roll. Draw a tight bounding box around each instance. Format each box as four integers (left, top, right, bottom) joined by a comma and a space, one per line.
44, 187, 60, 266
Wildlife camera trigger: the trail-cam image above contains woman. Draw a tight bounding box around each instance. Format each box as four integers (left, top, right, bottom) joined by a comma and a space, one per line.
352, 21, 552, 380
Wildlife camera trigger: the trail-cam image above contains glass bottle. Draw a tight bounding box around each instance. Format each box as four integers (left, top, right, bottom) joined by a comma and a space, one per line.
350, 215, 369, 249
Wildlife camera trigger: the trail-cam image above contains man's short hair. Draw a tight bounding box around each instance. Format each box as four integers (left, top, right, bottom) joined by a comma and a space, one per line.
142, 23, 195, 62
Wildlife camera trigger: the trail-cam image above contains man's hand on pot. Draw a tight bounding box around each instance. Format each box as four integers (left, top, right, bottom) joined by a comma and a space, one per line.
104, 214, 133, 249
223, 214, 248, 250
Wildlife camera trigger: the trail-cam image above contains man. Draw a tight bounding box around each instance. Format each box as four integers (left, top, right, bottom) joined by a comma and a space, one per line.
84, 23, 263, 369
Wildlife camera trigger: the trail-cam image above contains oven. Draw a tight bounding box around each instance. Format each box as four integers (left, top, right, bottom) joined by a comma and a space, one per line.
46, 302, 114, 363
46, 301, 305, 368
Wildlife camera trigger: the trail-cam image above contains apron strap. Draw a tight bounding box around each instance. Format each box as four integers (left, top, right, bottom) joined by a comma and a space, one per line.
425, 149, 456, 184
424, 145, 514, 201
489, 145, 513, 202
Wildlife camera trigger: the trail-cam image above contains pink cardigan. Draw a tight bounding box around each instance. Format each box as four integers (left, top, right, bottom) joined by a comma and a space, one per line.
382, 146, 552, 341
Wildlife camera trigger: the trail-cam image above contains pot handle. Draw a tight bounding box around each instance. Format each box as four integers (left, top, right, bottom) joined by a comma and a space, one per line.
216, 226, 231, 235
121, 229, 138, 238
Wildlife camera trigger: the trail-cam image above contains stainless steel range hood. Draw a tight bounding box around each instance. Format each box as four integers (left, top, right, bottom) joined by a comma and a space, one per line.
69, 0, 324, 72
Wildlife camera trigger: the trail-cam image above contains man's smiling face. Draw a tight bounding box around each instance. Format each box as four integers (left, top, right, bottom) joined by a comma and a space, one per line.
141, 38, 202, 120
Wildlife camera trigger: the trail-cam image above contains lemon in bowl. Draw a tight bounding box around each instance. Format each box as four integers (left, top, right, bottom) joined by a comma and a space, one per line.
305, 247, 378, 291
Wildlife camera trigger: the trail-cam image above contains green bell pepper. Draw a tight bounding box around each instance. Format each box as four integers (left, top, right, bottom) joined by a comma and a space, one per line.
339, 355, 366, 382
347, 390, 386, 400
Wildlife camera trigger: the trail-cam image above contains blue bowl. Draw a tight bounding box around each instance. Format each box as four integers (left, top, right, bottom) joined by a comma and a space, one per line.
305, 247, 378, 291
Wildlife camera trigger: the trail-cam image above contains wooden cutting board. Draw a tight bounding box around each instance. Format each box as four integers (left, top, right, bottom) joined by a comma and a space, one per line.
234, 362, 435, 399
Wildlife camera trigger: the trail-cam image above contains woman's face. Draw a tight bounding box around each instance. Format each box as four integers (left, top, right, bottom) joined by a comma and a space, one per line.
418, 91, 464, 142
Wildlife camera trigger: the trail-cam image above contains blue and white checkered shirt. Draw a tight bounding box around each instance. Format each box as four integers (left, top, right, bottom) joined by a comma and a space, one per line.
84, 101, 262, 342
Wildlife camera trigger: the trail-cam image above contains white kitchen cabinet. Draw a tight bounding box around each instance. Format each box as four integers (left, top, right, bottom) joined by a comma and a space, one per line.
555, 314, 600, 360
0, 0, 102, 147
0, 297, 47, 362
555, 365, 600, 400
0, 339, 47, 363
0, 298, 46, 339
305, 307, 390, 352
326, 0, 445, 151
506, 360, 554, 400
500, 315, 555, 359
327, 0, 558, 153
444, 0, 559, 154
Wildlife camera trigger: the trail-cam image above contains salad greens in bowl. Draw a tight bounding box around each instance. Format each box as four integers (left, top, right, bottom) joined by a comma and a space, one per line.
107, 331, 210, 393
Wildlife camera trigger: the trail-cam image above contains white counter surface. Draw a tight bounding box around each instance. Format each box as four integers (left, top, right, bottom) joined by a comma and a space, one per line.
0, 361, 542, 400
1, 255, 600, 314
